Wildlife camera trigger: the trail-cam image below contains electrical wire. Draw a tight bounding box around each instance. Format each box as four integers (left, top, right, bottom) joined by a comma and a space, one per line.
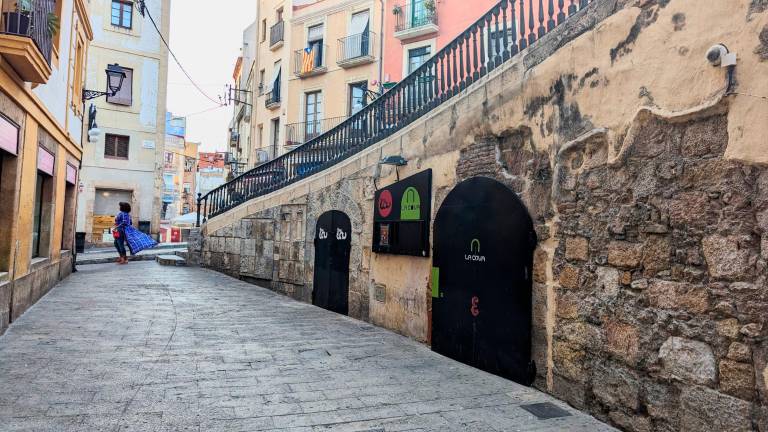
138, 1, 224, 106
178, 104, 228, 118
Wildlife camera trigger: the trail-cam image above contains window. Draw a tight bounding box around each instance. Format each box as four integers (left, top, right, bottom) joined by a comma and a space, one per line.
349, 81, 367, 115
408, 46, 431, 74
277, 7, 283, 21
105, 134, 129, 159
111, 0, 133, 29
259, 69, 265, 94
183, 183, 191, 193
304, 91, 323, 141
70, 34, 86, 113
32, 173, 44, 257
271, 118, 280, 157
261, 19, 267, 42
106, 67, 133, 106
307, 24, 324, 68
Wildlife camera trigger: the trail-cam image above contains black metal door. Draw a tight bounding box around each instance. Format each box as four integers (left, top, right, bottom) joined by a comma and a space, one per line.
431, 177, 537, 385
312, 210, 352, 315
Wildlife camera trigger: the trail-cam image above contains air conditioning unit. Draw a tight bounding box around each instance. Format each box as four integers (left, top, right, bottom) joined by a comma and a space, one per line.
256, 150, 269, 163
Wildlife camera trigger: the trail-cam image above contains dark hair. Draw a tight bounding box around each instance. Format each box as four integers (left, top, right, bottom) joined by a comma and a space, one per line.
119, 202, 131, 213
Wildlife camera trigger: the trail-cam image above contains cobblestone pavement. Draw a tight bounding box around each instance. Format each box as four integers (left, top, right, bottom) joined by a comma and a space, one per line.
0, 262, 614, 431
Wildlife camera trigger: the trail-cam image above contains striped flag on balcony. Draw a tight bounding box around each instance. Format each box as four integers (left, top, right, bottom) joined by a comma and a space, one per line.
301, 47, 314, 74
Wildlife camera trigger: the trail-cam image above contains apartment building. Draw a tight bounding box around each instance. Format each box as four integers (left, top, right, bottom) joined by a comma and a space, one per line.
228, 21, 256, 173
77, 0, 171, 245
0, 0, 93, 333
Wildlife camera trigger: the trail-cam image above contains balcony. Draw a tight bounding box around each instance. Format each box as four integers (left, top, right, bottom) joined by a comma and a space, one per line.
285, 116, 347, 147
269, 20, 284, 50
337, 32, 376, 68
293, 46, 327, 78
393, 0, 438, 40
0, 0, 54, 83
265, 88, 281, 110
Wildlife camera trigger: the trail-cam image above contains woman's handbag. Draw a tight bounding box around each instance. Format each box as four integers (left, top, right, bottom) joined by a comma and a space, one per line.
112, 228, 120, 239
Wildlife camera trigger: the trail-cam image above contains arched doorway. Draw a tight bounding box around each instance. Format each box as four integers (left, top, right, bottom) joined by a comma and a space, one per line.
431, 177, 537, 385
312, 210, 352, 315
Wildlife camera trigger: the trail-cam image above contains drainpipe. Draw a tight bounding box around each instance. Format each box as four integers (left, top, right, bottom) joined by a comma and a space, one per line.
378, 0, 385, 95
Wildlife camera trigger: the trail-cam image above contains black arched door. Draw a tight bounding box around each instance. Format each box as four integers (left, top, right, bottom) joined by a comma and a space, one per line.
431, 177, 537, 385
313, 211, 352, 315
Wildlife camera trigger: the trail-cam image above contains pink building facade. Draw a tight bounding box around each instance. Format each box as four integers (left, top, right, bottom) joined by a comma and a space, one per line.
381, 0, 548, 85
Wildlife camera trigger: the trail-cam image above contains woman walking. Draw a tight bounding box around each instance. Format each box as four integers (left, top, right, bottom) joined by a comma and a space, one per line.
114, 202, 157, 264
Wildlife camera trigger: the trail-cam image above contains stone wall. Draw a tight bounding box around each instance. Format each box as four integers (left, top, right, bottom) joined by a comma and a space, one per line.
192, 0, 768, 430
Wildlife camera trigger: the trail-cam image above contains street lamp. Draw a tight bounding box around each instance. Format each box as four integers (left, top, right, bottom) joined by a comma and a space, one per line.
83, 63, 127, 101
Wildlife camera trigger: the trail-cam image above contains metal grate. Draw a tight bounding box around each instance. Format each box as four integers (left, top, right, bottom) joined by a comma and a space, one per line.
520, 402, 572, 419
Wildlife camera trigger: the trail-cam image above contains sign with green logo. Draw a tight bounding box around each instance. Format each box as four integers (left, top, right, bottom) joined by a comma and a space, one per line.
400, 187, 421, 220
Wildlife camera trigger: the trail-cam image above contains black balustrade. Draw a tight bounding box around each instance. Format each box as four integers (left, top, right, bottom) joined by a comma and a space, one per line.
198, 0, 595, 225
1, 0, 54, 65
337, 32, 376, 65
269, 20, 284, 47
286, 116, 348, 147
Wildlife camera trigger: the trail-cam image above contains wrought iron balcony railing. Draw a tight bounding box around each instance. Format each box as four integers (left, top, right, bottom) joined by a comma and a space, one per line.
1, 0, 54, 65
265, 88, 281, 109
269, 20, 284, 47
394, 0, 438, 35
293, 45, 327, 78
198, 0, 596, 226
337, 32, 376, 67
285, 116, 348, 147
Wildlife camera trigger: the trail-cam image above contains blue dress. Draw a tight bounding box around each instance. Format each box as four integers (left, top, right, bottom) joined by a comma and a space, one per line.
115, 212, 158, 254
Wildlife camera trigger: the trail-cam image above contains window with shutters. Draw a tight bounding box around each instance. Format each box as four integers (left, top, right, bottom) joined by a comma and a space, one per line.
107, 67, 133, 106
104, 134, 130, 159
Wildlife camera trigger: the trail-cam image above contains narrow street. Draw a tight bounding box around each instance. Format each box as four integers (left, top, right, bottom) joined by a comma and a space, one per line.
0, 262, 613, 432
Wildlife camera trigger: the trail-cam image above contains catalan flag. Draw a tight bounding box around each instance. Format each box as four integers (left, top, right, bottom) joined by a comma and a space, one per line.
301, 47, 314, 74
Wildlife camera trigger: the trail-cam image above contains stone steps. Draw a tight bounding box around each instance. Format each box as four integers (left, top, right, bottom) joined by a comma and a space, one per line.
156, 255, 187, 266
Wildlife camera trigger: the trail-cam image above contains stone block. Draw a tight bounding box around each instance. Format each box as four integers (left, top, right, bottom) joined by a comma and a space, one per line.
644, 379, 679, 423
605, 320, 640, 366
556, 291, 580, 319
241, 239, 256, 256
533, 248, 549, 283
556, 321, 603, 351
551, 374, 587, 410
607, 241, 643, 268
608, 411, 651, 432
716, 318, 741, 339
702, 235, 753, 281
642, 236, 671, 277
593, 362, 641, 410
741, 323, 764, 339
594, 266, 620, 299
658, 337, 716, 386
719, 360, 756, 400
565, 236, 589, 261
727, 342, 752, 362
648, 280, 709, 314
553, 341, 586, 383
558, 264, 580, 289
679, 386, 752, 432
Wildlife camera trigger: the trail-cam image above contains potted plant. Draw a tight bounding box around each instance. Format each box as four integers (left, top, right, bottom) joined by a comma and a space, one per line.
392, 5, 402, 15
3, 1, 59, 37
424, 0, 436, 16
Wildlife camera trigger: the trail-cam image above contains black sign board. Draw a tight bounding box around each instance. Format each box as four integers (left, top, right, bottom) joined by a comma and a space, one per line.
372, 169, 431, 257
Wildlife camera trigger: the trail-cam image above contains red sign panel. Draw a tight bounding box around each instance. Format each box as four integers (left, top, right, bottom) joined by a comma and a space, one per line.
66, 163, 77, 185
377, 190, 393, 218
0, 115, 19, 155
37, 147, 54, 176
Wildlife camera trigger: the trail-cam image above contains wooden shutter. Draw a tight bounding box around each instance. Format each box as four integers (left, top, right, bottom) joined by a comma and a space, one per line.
116, 136, 129, 158
104, 134, 116, 157
107, 68, 133, 106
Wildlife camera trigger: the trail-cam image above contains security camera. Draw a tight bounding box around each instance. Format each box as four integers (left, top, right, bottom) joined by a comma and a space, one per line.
706, 44, 737, 67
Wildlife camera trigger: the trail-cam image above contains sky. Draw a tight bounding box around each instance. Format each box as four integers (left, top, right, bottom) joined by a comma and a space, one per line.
166, 0, 257, 153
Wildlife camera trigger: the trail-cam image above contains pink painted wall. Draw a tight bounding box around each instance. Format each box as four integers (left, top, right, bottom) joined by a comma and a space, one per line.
381, 0, 549, 85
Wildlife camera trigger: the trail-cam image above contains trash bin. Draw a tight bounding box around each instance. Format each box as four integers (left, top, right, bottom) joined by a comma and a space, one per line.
138, 220, 151, 235
75, 232, 86, 253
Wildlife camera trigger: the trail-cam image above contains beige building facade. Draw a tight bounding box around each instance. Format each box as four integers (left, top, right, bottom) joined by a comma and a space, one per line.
77, 0, 170, 245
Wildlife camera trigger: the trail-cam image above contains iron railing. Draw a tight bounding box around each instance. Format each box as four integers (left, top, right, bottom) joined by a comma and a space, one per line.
337, 32, 376, 65
1, 0, 55, 65
269, 20, 284, 47
198, 0, 596, 226
265, 87, 281, 108
294, 45, 327, 77
285, 116, 348, 147
394, 0, 438, 33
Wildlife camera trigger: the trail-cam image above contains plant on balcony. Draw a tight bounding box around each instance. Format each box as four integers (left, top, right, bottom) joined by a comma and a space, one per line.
424, 0, 436, 13
11, 0, 60, 37
392, 5, 402, 15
